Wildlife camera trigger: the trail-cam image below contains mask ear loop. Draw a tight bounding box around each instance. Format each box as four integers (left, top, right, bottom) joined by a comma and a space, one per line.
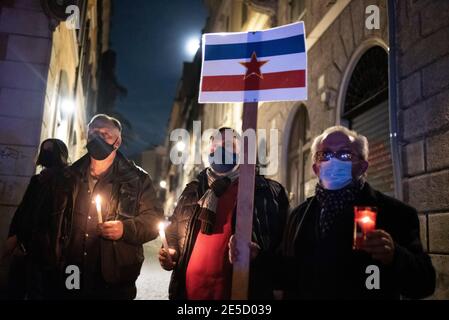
112, 137, 119, 149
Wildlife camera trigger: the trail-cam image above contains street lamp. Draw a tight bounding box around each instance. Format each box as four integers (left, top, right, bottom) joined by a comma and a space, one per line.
60, 98, 75, 115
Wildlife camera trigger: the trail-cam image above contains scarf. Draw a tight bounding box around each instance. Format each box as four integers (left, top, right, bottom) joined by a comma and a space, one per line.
197, 167, 240, 235
315, 179, 364, 238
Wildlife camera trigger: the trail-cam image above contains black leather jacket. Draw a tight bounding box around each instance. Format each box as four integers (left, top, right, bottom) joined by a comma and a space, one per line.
53, 152, 164, 286
165, 169, 289, 300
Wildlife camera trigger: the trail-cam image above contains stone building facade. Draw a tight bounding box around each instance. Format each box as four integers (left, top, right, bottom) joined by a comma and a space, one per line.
0, 0, 112, 294
164, 0, 449, 299
396, 0, 449, 300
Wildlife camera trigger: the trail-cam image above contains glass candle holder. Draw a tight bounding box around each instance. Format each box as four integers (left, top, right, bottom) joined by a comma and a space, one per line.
353, 206, 377, 250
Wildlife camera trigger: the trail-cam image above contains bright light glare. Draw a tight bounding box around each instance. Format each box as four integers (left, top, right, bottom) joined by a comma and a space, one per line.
186, 38, 200, 56
360, 216, 372, 224
61, 98, 75, 115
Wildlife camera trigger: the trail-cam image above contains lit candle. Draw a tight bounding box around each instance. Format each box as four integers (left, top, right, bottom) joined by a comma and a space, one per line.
158, 221, 169, 250
158, 221, 172, 263
359, 215, 375, 232
95, 195, 103, 224
353, 206, 377, 250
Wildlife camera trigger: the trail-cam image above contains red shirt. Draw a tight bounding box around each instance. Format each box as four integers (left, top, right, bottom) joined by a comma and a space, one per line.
185, 181, 238, 300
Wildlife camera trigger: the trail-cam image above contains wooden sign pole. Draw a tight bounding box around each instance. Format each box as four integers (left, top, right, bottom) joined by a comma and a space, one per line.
231, 101, 258, 300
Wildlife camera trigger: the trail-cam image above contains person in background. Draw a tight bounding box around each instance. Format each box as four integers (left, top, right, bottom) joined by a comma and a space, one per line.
3, 138, 69, 299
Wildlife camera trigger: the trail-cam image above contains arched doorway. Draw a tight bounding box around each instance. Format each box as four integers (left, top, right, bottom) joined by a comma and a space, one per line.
286, 105, 310, 207
343, 46, 394, 195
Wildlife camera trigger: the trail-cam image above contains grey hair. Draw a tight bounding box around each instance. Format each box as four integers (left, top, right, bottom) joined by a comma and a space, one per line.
88, 114, 122, 132
311, 126, 369, 161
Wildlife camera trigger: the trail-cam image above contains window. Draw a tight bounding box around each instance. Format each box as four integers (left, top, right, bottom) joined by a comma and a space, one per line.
343, 46, 394, 196
287, 105, 310, 206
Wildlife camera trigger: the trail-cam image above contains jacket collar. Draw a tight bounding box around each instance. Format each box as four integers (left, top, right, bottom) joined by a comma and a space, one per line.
353, 181, 379, 206
69, 151, 139, 184
308, 180, 379, 205
196, 168, 270, 191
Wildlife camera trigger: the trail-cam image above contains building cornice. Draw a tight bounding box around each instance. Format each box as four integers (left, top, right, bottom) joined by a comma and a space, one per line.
245, 0, 278, 25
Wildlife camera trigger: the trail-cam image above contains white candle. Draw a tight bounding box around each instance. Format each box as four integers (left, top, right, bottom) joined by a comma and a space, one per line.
158, 221, 169, 250
95, 195, 103, 224
158, 221, 173, 264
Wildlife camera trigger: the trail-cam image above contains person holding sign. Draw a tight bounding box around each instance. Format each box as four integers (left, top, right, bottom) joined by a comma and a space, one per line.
52, 114, 163, 299
197, 21, 306, 299
159, 127, 288, 300
279, 126, 435, 299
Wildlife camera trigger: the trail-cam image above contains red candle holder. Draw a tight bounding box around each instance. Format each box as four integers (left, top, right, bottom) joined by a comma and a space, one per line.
353, 206, 377, 250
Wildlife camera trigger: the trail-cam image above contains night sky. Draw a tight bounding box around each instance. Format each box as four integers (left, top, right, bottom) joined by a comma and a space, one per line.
110, 1, 207, 158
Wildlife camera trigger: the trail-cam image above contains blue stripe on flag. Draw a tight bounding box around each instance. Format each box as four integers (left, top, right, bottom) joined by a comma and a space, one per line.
204, 34, 305, 61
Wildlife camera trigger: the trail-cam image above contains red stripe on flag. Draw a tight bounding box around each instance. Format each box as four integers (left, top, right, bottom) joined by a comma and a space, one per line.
201, 70, 306, 92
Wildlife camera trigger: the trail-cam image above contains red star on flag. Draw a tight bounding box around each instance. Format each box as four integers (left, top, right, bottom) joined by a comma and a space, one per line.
239, 51, 268, 79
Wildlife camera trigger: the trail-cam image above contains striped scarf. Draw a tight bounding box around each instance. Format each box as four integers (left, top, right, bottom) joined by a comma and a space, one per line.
197, 167, 239, 235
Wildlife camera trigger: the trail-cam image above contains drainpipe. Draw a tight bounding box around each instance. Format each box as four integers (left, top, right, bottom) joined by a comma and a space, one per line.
387, 0, 403, 200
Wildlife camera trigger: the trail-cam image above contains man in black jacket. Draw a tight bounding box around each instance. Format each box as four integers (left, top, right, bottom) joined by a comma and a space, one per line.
159, 128, 288, 300
54, 114, 163, 299
280, 126, 435, 299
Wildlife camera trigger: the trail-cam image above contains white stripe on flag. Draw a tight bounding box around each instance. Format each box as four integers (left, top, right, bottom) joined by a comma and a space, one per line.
203, 22, 305, 46
201, 52, 307, 76
199, 87, 308, 103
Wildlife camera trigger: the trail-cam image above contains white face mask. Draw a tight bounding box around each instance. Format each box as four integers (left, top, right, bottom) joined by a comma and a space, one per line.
319, 158, 353, 190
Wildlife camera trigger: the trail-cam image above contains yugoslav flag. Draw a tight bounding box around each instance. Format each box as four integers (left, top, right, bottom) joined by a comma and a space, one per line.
199, 22, 307, 103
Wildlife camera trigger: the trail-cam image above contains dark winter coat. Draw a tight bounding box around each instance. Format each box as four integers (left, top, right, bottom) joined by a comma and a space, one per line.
166, 169, 289, 300
280, 182, 435, 299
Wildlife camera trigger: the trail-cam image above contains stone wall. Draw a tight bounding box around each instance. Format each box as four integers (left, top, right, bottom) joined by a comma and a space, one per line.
259, 0, 388, 200
0, 0, 52, 294
397, 0, 449, 299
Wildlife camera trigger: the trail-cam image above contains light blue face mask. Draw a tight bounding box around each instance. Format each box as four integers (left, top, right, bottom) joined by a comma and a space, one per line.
319, 158, 353, 190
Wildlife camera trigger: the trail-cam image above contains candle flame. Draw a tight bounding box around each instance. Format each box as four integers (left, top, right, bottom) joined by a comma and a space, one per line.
360, 216, 372, 224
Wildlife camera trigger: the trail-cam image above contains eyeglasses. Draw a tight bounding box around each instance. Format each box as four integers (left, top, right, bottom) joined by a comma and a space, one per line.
315, 150, 356, 162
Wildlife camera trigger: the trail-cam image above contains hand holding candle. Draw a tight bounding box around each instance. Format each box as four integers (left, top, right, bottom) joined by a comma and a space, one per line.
158, 221, 173, 265
95, 195, 103, 224
362, 229, 395, 265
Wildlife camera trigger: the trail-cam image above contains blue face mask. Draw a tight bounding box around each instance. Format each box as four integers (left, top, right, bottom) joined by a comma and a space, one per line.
319, 158, 353, 190
208, 147, 239, 174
